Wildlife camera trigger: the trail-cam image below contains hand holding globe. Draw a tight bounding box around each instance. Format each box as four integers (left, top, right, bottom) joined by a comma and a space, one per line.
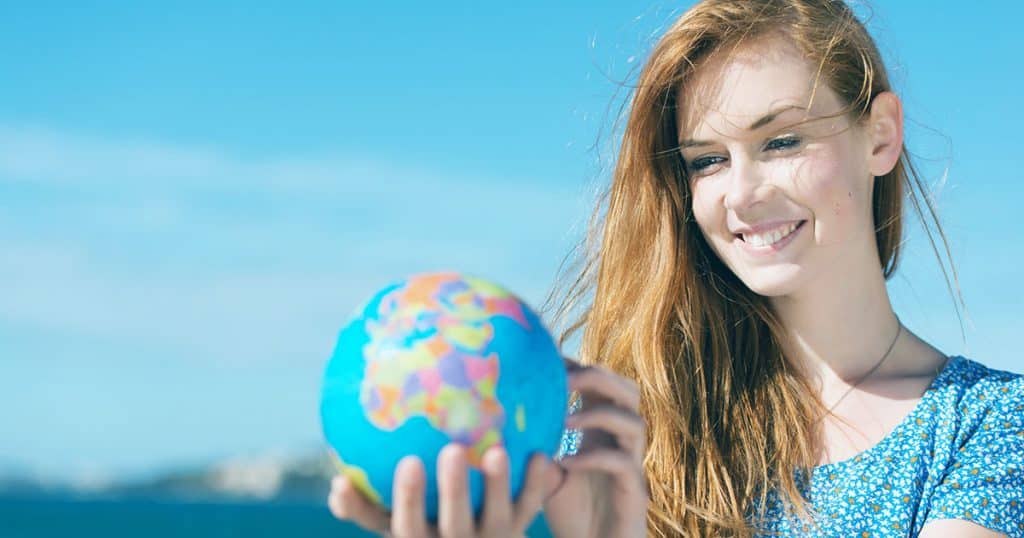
322, 272, 648, 536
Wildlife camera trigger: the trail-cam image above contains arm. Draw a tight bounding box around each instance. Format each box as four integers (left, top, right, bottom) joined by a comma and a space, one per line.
920, 519, 1010, 537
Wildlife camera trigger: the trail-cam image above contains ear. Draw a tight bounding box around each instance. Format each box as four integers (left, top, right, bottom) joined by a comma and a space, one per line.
865, 91, 904, 177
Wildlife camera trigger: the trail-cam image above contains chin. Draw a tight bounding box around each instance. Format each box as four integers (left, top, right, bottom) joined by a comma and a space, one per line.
734, 266, 805, 297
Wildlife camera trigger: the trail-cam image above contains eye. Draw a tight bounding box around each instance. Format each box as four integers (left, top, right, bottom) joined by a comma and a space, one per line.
687, 155, 727, 174
764, 135, 802, 152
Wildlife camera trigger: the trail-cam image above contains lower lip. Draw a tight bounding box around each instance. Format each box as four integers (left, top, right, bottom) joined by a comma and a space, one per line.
736, 221, 806, 257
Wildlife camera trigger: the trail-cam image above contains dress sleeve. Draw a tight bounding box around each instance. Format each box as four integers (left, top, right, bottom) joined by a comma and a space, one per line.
922, 376, 1024, 536
555, 391, 582, 459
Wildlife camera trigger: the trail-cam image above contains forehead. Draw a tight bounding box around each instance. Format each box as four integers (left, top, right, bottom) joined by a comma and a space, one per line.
676, 36, 841, 139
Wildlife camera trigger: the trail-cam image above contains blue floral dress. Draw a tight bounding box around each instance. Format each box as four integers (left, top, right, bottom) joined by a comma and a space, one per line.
557, 355, 1024, 537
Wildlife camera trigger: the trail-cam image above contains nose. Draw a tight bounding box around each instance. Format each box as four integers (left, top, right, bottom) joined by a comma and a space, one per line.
723, 156, 768, 211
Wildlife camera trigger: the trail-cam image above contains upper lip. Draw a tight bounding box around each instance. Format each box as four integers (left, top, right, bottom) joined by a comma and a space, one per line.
730, 219, 805, 235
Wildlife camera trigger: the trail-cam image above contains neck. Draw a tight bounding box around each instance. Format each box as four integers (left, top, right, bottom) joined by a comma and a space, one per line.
769, 247, 900, 395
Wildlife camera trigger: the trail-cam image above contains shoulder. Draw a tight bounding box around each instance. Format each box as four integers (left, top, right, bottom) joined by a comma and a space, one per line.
919, 356, 1024, 536
928, 355, 1022, 456
932, 356, 1023, 418
939, 355, 1021, 388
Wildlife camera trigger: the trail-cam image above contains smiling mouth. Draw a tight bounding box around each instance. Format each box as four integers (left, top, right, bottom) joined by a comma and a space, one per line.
735, 220, 807, 248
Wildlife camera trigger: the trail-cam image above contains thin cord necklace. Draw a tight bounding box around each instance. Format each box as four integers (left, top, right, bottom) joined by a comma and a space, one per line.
824, 315, 902, 414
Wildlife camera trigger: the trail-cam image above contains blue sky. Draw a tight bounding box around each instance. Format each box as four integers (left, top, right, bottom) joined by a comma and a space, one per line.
1, 1, 1022, 485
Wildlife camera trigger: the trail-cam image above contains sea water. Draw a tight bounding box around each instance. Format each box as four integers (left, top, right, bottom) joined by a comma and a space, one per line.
0, 496, 554, 538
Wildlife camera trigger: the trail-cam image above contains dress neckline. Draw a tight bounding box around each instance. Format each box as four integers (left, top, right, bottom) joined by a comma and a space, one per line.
811, 355, 961, 473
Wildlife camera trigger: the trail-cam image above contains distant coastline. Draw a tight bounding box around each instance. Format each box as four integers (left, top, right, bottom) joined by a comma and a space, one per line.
0, 450, 336, 505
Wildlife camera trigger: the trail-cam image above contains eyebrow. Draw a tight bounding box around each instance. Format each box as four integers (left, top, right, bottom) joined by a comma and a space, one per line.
678, 104, 807, 149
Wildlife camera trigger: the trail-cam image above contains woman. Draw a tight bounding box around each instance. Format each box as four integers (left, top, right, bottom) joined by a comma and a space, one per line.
329, 0, 1024, 536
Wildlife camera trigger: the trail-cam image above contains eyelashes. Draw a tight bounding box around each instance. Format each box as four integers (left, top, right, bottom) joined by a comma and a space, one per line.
763, 135, 801, 151
688, 155, 726, 172
685, 135, 803, 174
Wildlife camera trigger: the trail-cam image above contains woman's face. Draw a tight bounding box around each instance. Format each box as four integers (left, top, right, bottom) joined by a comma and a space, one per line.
677, 36, 895, 299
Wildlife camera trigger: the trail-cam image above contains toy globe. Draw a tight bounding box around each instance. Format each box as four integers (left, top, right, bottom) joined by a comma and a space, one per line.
320, 272, 568, 521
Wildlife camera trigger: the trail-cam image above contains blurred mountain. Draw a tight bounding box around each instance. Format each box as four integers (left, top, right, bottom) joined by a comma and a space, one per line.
0, 450, 337, 505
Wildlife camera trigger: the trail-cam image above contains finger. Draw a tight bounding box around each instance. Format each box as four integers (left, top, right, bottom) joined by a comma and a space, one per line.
479, 446, 512, 535
543, 461, 569, 504
511, 453, 554, 531
560, 449, 646, 497
568, 366, 640, 413
565, 404, 645, 462
389, 456, 432, 538
327, 474, 391, 534
563, 356, 585, 372
437, 444, 474, 537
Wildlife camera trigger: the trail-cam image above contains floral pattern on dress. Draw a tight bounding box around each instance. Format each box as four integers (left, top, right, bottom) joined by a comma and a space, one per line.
557, 356, 1024, 537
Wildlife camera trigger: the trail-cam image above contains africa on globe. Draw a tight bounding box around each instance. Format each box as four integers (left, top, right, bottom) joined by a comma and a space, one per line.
320, 272, 569, 521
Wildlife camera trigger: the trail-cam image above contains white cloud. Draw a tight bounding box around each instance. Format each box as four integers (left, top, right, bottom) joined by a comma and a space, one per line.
0, 124, 591, 367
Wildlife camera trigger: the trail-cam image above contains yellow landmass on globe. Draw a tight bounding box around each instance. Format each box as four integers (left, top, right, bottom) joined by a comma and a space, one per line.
463, 276, 507, 298
330, 451, 382, 505
440, 323, 491, 349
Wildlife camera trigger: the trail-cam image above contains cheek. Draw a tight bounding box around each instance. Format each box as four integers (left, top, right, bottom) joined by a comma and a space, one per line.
789, 144, 866, 234
689, 181, 724, 240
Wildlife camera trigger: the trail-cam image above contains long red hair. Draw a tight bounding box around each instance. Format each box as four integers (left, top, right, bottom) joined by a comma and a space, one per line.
544, 0, 960, 535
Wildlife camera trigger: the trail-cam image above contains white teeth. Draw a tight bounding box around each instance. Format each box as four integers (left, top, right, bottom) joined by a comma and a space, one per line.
742, 222, 799, 247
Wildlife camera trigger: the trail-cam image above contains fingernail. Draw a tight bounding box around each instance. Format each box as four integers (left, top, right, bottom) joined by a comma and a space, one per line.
396, 455, 422, 485
442, 442, 467, 462
483, 445, 507, 471
440, 444, 470, 477
335, 474, 350, 486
